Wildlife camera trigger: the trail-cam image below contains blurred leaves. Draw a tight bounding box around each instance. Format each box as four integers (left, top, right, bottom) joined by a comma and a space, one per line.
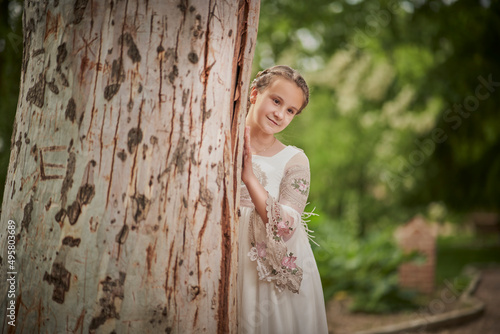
0, 0, 22, 204
312, 218, 421, 313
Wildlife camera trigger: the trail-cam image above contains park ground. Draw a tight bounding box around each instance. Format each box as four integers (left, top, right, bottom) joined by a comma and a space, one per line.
326, 233, 500, 334
327, 267, 500, 333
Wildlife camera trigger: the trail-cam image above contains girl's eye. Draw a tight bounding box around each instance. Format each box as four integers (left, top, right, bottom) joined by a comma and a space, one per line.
288, 109, 295, 115
273, 98, 280, 105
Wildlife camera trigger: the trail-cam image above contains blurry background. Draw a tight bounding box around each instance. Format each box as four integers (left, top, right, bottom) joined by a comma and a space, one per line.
1, 0, 499, 326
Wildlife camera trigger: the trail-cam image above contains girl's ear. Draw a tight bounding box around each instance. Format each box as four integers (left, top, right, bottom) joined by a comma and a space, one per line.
249, 87, 258, 104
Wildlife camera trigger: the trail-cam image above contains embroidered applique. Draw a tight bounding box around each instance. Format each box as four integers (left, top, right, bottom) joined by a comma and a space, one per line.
273, 216, 294, 241
247, 199, 304, 294
291, 178, 309, 196
282, 253, 298, 269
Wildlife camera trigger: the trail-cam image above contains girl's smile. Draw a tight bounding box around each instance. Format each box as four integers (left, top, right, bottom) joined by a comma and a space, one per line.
267, 116, 278, 126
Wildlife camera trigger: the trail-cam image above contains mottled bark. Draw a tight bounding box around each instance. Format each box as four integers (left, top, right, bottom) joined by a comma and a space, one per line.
0, 0, 259, 333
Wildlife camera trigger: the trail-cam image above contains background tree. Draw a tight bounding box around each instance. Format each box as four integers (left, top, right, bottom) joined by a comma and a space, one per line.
0, 0, 259, 332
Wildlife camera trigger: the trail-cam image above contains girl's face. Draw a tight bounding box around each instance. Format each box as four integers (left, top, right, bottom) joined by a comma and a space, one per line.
247, 77, 304, 135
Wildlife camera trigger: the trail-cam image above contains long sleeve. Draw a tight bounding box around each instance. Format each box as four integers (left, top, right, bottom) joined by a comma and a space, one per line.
247, 152, 310, 294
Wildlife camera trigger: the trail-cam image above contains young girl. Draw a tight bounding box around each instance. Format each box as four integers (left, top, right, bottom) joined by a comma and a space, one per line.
239, 65, 328, 334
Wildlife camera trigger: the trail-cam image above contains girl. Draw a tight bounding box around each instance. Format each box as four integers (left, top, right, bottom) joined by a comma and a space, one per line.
239, 65, 328, 334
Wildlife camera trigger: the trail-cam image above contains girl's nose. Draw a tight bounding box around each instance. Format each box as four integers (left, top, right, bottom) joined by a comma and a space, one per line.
274, 107, 284, 120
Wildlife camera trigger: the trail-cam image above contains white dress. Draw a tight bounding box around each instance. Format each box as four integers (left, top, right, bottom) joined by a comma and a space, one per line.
238, 145, 328, 334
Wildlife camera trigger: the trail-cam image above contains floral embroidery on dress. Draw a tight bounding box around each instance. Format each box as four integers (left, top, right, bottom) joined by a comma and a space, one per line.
246, 150, 313, 294
280, 164, 310, 210
247, 197, 304, 294
257, 242, 267, 257
273, 217, 294, 241
291, 178, 309, 196
281, 253, 298, 270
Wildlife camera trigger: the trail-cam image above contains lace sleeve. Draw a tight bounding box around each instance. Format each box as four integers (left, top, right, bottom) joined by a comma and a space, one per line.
247, 152, 310, 294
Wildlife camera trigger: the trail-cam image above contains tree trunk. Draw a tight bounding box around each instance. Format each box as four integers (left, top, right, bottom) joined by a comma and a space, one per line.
0, 0, 259, 333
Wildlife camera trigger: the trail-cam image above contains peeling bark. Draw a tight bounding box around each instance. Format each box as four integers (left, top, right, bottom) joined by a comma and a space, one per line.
0, 0, 259, 333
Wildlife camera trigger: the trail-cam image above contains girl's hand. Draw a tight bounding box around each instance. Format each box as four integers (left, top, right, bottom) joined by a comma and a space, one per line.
242, 126, 254, 185
241, 126, 270, 224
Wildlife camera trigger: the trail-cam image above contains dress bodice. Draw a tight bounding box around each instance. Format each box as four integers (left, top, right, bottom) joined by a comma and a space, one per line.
240, 146, 302, 207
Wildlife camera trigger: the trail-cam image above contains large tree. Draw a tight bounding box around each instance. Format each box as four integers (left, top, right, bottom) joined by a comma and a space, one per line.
0, 0, 259, 332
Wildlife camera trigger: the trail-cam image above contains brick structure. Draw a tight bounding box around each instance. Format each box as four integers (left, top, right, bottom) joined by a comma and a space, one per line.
394, 216, 438, 294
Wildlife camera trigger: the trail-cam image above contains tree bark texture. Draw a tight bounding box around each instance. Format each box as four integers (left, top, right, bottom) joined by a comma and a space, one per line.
0, 0, 259, 332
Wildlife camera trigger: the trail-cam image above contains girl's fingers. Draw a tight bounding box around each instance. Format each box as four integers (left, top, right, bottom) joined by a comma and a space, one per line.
241, 126, 253, 183
243, 127, 252, 169
244, 127, 249, 146
244, 126, 251, 156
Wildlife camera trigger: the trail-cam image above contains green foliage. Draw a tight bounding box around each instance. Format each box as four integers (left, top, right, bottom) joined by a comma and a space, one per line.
310, 216, 421, 313
0, 0, 22, 205
436, 234, 500, 285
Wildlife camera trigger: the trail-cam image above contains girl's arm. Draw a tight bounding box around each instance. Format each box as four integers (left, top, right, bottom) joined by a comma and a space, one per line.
245, 148, 311, 294
242, 126, 269, 225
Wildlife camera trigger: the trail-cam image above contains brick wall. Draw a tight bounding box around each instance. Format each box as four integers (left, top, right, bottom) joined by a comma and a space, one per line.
394, 216, 437, 294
